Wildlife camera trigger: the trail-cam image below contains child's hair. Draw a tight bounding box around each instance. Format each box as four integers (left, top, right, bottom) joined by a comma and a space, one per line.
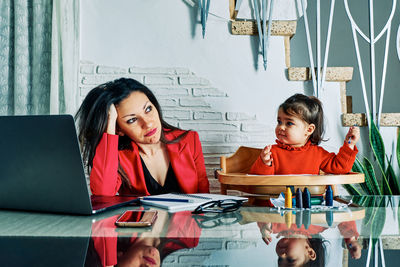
279, 93, 324, 145
305, 237, 327, 267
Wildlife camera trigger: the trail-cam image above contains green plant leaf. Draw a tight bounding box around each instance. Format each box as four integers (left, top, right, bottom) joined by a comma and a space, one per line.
342, 184, 362, 196
397, 130, 400, 172
362, 198, 376, 227
362, 157, 382, 195
370, 198, 386, 247
398, 200, 400, 239
351, 195, 367, 206
369, 120, 386, 177
386, 155, 400, 195
352, 158, 374, 195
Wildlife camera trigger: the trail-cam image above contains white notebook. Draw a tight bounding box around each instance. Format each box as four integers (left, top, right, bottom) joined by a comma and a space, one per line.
139, 193, 248, 212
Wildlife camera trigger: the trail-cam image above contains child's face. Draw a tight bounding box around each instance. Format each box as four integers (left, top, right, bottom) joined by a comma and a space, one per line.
276, 238, 316, 267
275, 109, 315, 147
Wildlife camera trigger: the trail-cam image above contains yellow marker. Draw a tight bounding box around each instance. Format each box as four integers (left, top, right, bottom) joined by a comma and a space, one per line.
285, 211, 292, 228
285, 187, 292, 208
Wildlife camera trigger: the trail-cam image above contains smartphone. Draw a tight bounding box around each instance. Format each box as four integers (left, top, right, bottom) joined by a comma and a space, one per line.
115, 210, 158, 227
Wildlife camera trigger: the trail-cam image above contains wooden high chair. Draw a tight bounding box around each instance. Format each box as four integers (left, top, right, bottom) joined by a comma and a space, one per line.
216, 146, 365, 197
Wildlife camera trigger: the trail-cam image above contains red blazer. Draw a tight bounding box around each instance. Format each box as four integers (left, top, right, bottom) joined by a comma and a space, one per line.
91, 211, 201, 267
90, 130, 209, 196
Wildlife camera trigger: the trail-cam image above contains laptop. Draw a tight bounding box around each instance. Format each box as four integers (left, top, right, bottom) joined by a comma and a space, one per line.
0, 115, 138, 215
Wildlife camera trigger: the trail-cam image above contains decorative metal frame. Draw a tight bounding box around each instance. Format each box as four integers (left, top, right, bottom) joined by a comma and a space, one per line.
300, 0, 336, 97
344, 0, 397, 127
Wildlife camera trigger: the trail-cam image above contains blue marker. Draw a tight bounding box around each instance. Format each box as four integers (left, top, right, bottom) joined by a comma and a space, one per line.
302, 187, 311, 209
303, 210, 311, 229
295, 188, 303, 209
325, 210, 333, 226
325, 185, 333, 206
296, 210, 303, 228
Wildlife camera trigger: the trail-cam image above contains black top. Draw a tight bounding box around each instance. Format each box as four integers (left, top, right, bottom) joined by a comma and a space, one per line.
140, 157, 181, 195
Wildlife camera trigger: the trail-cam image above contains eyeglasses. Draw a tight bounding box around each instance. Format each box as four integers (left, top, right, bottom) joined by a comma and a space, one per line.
192, 212, 243, 228
192, 199, 245, 214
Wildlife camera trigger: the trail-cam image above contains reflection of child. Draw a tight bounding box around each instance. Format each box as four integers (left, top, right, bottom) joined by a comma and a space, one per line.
250, 94, 360, 175
258, 221, 361, 266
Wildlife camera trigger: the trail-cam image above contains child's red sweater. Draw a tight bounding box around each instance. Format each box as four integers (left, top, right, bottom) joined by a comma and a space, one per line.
250, 140, 358, 175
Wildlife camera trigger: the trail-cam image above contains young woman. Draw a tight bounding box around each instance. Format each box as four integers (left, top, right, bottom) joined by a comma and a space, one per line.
75, 78, 209, 196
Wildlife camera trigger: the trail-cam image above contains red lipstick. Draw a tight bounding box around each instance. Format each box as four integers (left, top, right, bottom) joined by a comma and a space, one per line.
145, 128, 157, 137
143, 256, 156, 265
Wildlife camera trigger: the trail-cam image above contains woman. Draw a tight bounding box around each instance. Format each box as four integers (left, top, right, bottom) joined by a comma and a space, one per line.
75, 78, 209, 196
86, 210, 201, 267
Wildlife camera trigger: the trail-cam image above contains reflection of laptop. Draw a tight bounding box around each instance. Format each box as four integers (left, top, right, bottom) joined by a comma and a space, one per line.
0, 236, 91, 267
0, 115, 138, 215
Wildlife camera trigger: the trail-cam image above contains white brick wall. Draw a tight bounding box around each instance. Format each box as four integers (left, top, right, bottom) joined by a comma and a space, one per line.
79, 62, 274, 194
162, 222, 261, 266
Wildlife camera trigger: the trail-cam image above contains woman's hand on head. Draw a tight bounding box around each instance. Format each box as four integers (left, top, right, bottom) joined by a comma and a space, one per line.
345, 126, 360, 150
106, 104, 118, 135
261, 145, 273, 166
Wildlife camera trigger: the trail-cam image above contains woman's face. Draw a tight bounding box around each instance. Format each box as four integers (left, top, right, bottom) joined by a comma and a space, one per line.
275, 109, 315, 147
118, 243, 161, 267
276, 238, 316, 267
116, 91, 162, 145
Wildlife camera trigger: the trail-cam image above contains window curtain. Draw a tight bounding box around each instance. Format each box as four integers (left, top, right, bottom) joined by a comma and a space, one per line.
0, 0, 79, 115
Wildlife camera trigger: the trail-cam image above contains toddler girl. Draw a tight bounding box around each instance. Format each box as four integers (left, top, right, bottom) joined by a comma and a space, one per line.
250, 94, 360, 175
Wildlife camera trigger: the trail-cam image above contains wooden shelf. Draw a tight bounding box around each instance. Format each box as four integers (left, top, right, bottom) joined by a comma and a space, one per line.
288, 67, 353, 82
342, 113, 400, 127
231, 20, 297, 36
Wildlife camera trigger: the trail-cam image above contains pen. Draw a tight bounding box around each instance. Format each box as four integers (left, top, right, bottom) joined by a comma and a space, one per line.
140, 197, 193, 203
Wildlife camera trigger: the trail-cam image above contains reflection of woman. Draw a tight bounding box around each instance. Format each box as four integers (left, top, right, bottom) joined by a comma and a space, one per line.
258, 221, 361, 266
87, 210, 201, 267
75, 78, 209, 196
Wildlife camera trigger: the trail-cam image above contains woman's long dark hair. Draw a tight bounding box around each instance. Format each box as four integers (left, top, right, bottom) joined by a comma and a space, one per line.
75, 78, 186, 187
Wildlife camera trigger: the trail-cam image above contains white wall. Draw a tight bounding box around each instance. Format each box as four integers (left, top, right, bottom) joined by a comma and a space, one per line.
81, 1, 298, 122
80, 0, 399, 187
80, 0, 353, 145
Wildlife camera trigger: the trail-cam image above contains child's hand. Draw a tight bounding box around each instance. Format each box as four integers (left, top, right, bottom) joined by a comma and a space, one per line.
346, 238, 361, 259
260, 222, 272, 245
345, 126, 360, 150
261, 145, 273, 166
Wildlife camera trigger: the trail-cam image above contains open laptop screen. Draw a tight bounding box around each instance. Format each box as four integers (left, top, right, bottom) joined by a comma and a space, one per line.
0, 115, 137, 215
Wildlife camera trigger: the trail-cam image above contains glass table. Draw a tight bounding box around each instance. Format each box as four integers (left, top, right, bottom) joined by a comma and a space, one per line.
0, 195, 398, 267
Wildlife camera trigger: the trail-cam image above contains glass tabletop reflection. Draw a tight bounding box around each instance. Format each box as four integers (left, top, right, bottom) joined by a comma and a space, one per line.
0, 195, 399, 267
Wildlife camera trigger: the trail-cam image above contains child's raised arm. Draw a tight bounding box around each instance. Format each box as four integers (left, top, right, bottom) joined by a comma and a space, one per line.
345, 126, 360, 150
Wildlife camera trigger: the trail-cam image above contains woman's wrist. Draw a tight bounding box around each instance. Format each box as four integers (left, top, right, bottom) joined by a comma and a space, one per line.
106, 115, 117, 134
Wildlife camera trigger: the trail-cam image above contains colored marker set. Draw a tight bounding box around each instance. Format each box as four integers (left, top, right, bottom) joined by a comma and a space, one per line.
285, 210, 333, 229
284, 185, 334, 209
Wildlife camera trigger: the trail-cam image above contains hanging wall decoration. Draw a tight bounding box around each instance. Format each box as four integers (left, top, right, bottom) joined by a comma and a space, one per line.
253, 0, 275, 70
199, 0, 211, 38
